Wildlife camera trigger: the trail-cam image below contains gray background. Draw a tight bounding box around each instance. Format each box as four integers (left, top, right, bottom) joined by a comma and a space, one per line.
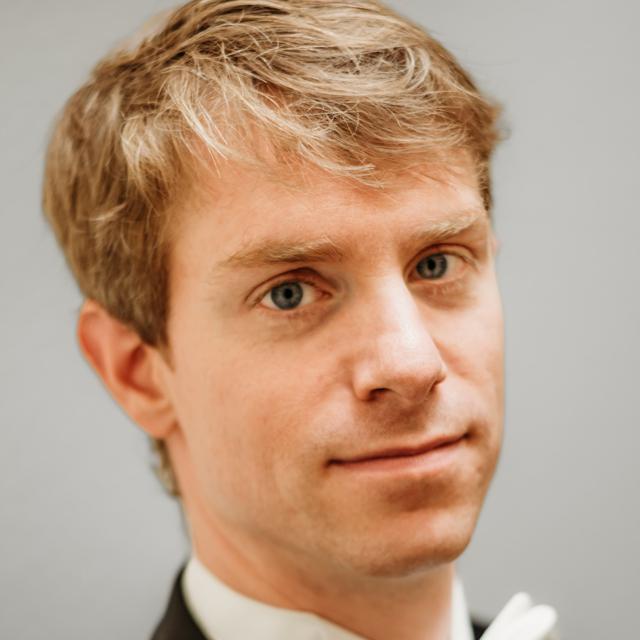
2, 1, 638, 638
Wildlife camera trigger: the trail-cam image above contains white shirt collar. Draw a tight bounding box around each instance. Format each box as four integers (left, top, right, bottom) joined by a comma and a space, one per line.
182, 554, 475, 640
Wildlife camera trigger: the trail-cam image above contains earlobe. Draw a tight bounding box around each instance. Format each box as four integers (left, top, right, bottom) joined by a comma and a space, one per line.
76, 299, 177, 439
490, 232, 501, 257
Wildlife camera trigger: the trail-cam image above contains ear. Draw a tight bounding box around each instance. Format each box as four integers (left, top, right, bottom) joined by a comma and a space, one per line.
490, 230, 501, 257
76, 299, 177, 439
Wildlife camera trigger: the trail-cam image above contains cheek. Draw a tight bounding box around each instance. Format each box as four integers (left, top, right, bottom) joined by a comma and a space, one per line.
175, 340, 323, 512
438, 288, 504, 386
436, 286, 505, 455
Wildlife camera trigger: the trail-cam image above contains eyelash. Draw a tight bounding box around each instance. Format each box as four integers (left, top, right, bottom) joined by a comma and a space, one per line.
415, 252, 473, 298
253, 251, 473, 320
253, 274, 326, 321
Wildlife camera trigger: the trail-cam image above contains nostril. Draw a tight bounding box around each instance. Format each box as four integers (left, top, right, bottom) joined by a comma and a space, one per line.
369, 387, 390, 400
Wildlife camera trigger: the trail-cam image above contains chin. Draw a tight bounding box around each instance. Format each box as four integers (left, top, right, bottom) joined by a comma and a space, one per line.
338, 508, 478, 579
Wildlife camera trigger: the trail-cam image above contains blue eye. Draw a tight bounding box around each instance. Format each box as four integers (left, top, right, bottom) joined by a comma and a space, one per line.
259, 278, 323, 313
267, 281, 305, 310
416, 254, 450, 280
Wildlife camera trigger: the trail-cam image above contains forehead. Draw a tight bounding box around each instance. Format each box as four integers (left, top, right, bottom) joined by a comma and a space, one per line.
169, 156, 487, 273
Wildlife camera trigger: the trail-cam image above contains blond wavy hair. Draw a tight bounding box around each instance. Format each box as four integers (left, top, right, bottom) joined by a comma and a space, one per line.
42, 0, 503, 497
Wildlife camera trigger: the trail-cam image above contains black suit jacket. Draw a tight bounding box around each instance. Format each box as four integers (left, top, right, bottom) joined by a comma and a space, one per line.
151, 566, 490, 640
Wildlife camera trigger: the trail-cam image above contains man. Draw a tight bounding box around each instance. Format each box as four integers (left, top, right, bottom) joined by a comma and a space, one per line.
42, 1, 558, 638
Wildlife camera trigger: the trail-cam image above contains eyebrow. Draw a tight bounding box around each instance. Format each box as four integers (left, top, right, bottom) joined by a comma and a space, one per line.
208, 208, 488, 279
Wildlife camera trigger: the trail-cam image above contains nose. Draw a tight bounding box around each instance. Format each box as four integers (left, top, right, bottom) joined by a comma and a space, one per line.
349, 280, 448, 405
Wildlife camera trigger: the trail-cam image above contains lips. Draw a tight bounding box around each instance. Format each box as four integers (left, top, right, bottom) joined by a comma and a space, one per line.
332, 434, 466, 465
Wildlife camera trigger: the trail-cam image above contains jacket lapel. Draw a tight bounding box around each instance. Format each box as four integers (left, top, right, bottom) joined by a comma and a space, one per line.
150, 565, 208, 640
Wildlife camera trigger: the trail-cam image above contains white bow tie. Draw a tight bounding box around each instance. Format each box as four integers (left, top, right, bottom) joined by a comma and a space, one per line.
479, 592, 559, 640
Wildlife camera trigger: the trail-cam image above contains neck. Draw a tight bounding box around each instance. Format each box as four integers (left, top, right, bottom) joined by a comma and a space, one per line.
185, 500, 455, 640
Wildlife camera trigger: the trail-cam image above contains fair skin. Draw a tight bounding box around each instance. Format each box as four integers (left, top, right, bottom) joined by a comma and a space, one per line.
78, 156, 504, 640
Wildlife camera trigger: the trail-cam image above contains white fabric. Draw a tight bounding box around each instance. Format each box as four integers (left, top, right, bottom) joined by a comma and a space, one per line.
182, 554, 475, 640
478, 593, 559, 640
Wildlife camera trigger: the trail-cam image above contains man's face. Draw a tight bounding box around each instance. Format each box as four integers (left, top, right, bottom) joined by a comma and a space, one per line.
161, 158, 504, 581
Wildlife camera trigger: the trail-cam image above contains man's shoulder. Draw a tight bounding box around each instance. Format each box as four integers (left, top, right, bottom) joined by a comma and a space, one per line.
150, 565, 206, 640
150, 564, 490, 640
